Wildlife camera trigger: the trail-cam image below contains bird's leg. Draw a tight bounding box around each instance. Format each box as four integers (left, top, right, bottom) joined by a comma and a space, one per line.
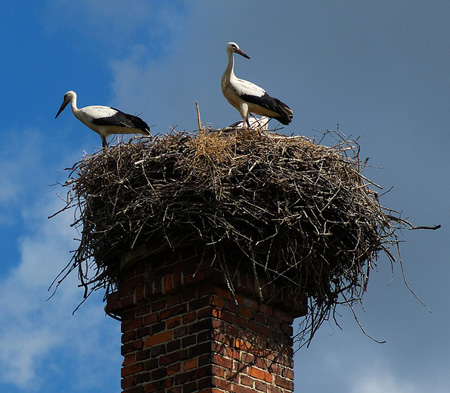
101, 135, 108, 151
240, 103, 250, 129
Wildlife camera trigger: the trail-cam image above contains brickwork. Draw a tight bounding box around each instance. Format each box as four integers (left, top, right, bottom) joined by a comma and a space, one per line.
105, 248, 306, 393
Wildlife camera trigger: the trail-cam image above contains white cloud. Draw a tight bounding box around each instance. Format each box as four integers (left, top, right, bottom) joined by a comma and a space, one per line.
348, 361, 450, 393
0, 129, 44, 218
350, 368, 421, 393
0, 328, 61, 388
42, 0, 186, 59
0, 132, 120, 391
0, 192, 119, 390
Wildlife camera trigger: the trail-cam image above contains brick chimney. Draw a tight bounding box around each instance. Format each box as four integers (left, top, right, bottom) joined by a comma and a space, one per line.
105, 246, 307, 393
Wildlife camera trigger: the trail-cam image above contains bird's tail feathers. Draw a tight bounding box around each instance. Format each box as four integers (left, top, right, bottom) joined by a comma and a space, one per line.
273, 98, 293, 125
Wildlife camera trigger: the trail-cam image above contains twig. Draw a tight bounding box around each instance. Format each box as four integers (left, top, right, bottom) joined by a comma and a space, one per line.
196, 101, 202, 130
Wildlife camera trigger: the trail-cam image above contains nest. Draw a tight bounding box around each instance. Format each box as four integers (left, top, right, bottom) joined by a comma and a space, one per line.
52, 128, 433, 346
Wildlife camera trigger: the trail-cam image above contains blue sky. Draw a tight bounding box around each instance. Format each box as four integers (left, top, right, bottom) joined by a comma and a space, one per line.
0, 1, 449, 392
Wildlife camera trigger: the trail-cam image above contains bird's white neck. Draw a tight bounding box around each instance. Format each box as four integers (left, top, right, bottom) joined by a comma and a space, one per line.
222, 50, 236, 87
69, 94, 79, 114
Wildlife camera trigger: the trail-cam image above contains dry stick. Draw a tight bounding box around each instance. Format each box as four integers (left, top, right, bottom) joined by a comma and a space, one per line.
195, 101, 202, 130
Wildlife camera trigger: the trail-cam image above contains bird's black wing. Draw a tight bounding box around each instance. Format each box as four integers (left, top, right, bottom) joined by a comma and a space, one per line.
240, 92, 293, 125
93, 109, 150, 134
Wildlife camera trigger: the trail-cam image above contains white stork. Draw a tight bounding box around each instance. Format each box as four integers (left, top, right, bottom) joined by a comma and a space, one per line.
221, 42, 293, 128
55, 90, 150, 149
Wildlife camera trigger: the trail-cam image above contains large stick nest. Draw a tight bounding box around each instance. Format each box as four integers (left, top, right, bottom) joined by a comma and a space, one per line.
53, 128, 427, 345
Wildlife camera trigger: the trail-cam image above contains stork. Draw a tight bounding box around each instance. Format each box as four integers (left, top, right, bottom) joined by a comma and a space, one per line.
221, 42, 293, 128
55, 90, 150, 149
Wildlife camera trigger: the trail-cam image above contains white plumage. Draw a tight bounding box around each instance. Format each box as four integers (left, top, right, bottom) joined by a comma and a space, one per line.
229, 116, 271, 130
55, 91, 150, 148
221, 42, 293, 128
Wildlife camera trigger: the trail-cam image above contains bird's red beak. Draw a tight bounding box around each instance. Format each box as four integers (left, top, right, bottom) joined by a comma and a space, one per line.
55, 100, 68, 119
236, 48, 250, 60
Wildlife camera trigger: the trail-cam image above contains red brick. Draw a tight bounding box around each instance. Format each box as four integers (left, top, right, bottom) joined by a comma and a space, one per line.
182, 380, 198, 393
160, 304, 187, 320
151, 321, 166, 335
173, 270, 183, 290
189, 296, 213, 311
224, 346, 240, 360
135, 305, 150, 317
163, 274, 174, 293
182, 311, 196, 324
240, 352, 254, 365
231, 385, 256, 393
273, 307, 292, 322
225, 323, 239, 337
173, 371, 190, 385
239, 306, 253, 319
182, 334, 197, 348
282, 366, 294, 380
184, 270, 205, 285
197, 375, 214, 390
166, 293, 183, 308
123, 386, 144, 393
183, 358, 198, 371
121, 375, 135, 389
210, 295, 225, 309
211, 353, 232, 369
151, 299, 166, 312
254, 380, 269, 392
136, 326, 151, 339
211, 285, 232, 300
167, 363, 181, 375
121, 339, 143, 355
166, 339, 181, 353
144, 378, 172, 392
181, 288, 198, 304
254, 311, 266, 324
142, 312, 158, 325
240, 374, 253, 387
123, 354, 135, 366
136, 348, 150, 361
211, 376, 232, 391
234, 338, 254, 352
144, 330, 172, 347
248, 320, 272, 337
160, 349, 188, 365
135, 284, 145, 302
150, 367, 167, 380
121, 362, 143, 377
167, 388, 182, 393
275, 375, 294, 390
188, 365, 210, 382
167, 316, 181, 329
122, 316, 143, 331
248, 366, 273, 383
135, 372, 150, 384
254, 356, 270, 370
122, 330, 136, 344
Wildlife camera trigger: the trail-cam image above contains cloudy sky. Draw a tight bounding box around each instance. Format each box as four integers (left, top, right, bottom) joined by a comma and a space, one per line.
1, 1, 449, 392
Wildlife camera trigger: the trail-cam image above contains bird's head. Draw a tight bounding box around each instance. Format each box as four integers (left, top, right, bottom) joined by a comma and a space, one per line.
55, 90, 76, 119
226, 42, 250, 59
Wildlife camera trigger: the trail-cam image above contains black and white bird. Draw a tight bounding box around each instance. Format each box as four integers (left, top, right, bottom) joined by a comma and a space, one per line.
221, 42, 293, 128
55, 90, 150, 149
